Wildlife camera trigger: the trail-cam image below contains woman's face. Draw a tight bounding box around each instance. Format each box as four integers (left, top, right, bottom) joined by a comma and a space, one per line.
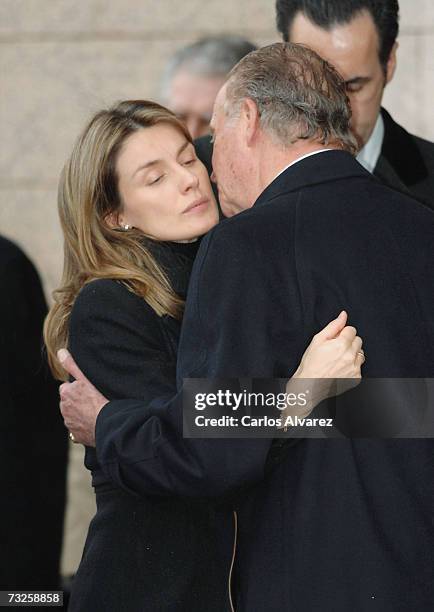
115, 123, 219, 241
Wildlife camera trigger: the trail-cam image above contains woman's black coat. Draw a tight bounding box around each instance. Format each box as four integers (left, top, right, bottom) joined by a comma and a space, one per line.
67, 241, 233, 612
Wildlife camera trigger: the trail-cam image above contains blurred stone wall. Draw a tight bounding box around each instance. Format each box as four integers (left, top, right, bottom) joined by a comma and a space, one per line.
1, 0, 433, 576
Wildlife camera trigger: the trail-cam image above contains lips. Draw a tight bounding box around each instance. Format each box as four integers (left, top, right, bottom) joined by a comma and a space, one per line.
183, 197, 209, 213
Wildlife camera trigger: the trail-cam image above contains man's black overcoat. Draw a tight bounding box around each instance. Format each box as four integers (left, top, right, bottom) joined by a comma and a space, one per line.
96, 151, 434, 611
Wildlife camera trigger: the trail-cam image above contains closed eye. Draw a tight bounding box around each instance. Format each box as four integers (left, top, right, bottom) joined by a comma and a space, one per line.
345, 77, 370, 94
148, 174, 164, 185
182, 158, 196, 166
346, 83, 363, 93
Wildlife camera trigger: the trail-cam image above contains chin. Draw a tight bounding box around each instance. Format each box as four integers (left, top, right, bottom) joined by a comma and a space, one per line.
221, 204, 236, 218
350, 125, 367, 149
219, 192, 241, 218
201, 214, 219, 233
185, 217, 218, 241
204, 205, 220, 227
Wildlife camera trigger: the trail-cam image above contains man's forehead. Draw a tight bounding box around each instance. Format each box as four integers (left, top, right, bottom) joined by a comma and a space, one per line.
210, 84, 228, 128
289, 10, 381, 76
215, 83, 227, 109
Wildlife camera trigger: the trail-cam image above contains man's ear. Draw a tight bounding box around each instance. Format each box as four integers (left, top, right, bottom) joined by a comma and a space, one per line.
240, 98, 261, 147
385, 42, 398, 85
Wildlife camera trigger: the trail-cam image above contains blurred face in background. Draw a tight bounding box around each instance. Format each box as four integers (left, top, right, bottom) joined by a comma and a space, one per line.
168, 70, 227, 139
115, 123, 219, 241
289, 10, 397, 147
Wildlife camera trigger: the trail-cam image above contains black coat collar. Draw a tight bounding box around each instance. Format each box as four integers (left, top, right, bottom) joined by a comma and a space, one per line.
379, 108, 428, 187
253, 149, 370, 208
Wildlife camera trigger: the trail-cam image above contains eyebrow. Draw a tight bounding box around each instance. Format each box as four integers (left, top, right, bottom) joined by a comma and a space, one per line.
132, 140, 191, 178
345, 76, 371, 86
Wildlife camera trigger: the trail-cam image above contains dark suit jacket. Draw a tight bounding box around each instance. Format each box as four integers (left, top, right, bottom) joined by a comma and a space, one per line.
94, 151, 434, 611
0, 236, 67, 590
375, 109, 434, 209
195, 107, 434, 211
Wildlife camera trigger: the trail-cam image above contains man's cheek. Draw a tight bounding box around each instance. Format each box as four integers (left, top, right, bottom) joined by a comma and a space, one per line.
348, 103, 365, 146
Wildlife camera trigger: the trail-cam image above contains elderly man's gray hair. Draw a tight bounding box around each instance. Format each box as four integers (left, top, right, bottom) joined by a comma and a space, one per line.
225, 42, 358, 154
161, 35, 257, 100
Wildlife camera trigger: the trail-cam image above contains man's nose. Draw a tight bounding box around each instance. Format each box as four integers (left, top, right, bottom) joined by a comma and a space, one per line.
210, 171, 217, 184
186, 117, 201, 140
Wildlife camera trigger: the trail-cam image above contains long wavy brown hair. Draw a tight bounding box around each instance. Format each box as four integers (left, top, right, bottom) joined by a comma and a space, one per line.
44, 100, 192, 380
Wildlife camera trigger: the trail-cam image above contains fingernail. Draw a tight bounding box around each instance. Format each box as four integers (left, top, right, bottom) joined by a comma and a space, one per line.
57, 348, 69, 363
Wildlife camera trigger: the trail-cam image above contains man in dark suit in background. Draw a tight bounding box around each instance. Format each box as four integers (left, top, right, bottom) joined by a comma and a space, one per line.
196, 0, 434, 211
60, 43, 434, 610
0, 236, 68, 590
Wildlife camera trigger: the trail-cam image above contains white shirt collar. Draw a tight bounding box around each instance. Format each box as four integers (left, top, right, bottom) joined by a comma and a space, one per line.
272, 148, 334, 183
356, 113, 385, 174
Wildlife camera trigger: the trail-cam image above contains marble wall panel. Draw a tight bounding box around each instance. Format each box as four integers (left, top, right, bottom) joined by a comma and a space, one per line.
0, 189, 62, 294
1, 0, 432, 577
0, 0, 275, 35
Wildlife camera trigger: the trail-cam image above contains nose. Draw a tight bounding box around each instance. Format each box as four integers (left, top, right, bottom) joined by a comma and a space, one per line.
179, 164, 199, 193
186, 117, 201, 140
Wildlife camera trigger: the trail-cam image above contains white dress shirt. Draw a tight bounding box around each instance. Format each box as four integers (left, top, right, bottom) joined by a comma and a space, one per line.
356, 113, 385, 174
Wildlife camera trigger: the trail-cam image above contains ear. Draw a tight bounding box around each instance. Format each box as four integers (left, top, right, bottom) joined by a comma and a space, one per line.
240, 98, 261, 147
385, 42, 398, 85
105, 211, 122, 229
